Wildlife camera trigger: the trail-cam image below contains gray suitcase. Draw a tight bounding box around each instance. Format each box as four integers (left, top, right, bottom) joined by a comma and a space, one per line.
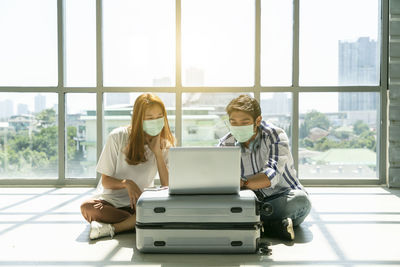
136, 188, 268, 254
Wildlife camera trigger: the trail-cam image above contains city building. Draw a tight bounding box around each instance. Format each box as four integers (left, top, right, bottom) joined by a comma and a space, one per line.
0, 99, 14, 119
17, 103, 29, 115
34, 94, 46, 114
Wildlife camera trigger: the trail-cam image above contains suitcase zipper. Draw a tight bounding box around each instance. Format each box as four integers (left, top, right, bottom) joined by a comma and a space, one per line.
136, 222, 262, 230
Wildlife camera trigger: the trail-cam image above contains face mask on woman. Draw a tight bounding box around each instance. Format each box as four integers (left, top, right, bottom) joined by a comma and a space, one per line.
228, 123, 255, 143
143, 117, 165, 136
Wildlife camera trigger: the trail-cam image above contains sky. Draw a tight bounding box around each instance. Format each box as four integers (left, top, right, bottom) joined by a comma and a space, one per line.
0, 0, 380, 115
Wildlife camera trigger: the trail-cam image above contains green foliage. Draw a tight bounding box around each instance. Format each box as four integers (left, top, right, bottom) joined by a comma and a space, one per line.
299, 110, 330, 139
36, 108, 56, 128
332, 130, 351, 140
302, 138, 314, 148
299, 111, 376, 153
67, 126, 78, 160
0, 107, 81, 174
353, 120, 369, 135
10, 132, 30, 152
314, 137, 339, 152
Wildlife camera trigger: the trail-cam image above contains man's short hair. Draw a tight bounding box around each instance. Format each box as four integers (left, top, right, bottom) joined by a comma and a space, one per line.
226, 95, 261, 121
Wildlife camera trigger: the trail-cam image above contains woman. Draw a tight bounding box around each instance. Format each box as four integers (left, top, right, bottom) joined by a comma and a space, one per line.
80, 93, 175, 240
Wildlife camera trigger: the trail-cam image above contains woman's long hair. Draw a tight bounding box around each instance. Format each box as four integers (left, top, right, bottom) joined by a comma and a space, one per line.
124, 93, 175, 165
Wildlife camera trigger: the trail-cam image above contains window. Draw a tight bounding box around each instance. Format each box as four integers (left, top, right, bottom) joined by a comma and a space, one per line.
66, 94, 96, 178
260, 93, 292, 141
103, 0, 175, 86
299, 0, 380, 86
299, 92, 379, 179
261, 0, 293, 86
0, 93, 58, 179
182, 0, 254, 86
0, 0, 57, 86
0, 0, 386, 185
65, 0, 96, 87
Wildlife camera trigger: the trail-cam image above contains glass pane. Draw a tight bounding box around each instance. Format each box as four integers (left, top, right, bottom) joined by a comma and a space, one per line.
65, 0, 96, 87
182, 93, 253, 146
261, 0, 293, 86
299, 0, 380, 86
103, 93, 176, 142
182, 0, 254, 86
260, 93, 292, 142
66, 94, 96, 178
0, 93, 58, 179
0, 0, 57, 86
103, 0, 175, 86
299, 92, 379, 179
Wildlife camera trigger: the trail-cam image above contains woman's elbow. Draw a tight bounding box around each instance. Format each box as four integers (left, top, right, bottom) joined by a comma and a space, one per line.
101, 174, 110, 188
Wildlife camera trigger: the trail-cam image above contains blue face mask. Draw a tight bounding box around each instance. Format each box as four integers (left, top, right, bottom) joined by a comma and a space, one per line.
143, 117, 165, 136
228, 123, 255, 143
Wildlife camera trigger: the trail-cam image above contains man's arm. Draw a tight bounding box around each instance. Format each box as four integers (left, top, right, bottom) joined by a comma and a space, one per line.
241, 173, 271, 190
245, 126, 293, 191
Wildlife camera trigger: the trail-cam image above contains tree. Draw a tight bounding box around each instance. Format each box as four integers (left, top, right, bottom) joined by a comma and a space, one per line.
353, 120, 369, 135
67, 126, 79, 160
36, 108, 56, 128
314, 137, 339, 151
300, 110, 330, 139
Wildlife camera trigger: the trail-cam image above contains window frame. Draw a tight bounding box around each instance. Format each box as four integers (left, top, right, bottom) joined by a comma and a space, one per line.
0, 0, 388, 186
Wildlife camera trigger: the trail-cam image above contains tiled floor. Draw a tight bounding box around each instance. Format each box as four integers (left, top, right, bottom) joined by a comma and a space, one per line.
0, 186, 399, 267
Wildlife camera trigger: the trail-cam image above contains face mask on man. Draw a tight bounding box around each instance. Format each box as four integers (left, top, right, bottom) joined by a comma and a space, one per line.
143, 117, 165, 136
228, 123, 255, 143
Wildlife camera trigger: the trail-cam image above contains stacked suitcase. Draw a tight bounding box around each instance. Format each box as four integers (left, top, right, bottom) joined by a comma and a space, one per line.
135, 188, 270, 254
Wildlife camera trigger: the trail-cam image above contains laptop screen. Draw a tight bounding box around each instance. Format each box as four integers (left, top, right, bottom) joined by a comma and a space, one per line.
168, 147, 241, 194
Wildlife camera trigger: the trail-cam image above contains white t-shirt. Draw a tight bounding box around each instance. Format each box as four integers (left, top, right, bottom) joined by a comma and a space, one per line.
95, 126, 169, 208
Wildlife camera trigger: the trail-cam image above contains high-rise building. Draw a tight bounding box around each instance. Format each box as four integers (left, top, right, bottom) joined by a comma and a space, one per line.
0, 99, 14, 119
338, 37, 379, 111
261, 94, 291, 115
34, 94, 46, 113
339, 92, 378, 112
17, 103, 29, 115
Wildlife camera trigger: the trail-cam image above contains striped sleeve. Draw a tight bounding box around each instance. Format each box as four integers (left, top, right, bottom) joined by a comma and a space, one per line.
260, 124, 292, 189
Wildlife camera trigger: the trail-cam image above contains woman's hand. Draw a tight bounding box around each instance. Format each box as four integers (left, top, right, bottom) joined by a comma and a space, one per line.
122, 180, 142, 210
146, 134, 162, 156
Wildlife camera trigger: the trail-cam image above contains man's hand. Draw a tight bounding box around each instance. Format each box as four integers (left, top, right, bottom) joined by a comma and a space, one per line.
123, 180, 142, 210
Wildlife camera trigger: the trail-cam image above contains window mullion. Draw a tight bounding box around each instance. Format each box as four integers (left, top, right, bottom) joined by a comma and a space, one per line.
57, 0, 65, 184
176, 0, 182, 146
255, 0, 261, 102
292, 0, 300, 172
96, 0, 104, 183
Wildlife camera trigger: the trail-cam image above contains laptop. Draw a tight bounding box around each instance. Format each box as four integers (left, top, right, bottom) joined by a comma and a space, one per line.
168, 147, 241, 194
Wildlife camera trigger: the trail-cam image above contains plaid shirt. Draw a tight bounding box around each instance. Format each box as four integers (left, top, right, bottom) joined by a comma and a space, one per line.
218, 121, 306, 197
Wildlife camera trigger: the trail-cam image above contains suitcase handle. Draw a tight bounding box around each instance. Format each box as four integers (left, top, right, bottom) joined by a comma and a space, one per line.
153, 207, 166, 213
154, 241, 166, 246
230, 207, 243, 213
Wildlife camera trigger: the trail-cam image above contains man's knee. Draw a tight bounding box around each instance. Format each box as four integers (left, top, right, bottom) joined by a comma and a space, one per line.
290, 192, 312, 226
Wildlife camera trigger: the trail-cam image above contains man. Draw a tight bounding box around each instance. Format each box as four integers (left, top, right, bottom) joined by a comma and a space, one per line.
218, 95, 311, 241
